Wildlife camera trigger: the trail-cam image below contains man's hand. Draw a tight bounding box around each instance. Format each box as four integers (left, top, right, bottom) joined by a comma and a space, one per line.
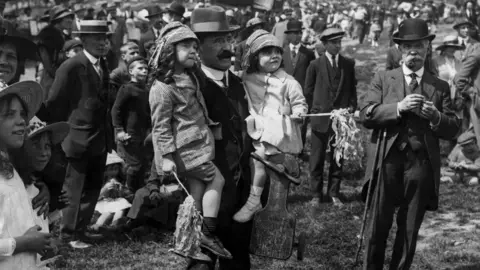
420, 101, 440, 123
33, 182, 50, 219
116, 131, 131, 144
398, 94, 425, 113
290, 112, 304, 123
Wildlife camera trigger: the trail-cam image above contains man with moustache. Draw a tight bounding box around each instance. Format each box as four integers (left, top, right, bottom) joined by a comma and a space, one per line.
360, 19, 460, 269
188, 6, 253, 270
46, 20, 114, 249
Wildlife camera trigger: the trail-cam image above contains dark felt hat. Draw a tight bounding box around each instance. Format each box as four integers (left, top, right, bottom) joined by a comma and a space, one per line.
0, 16, 38, 61
392, 18, 435, 44
457, 131, 476, 145
167, 2, 185, 17
190, 6, 240, 33
50, 6, 74, 23
284, 20, 303, 33
319, 28, 345, 41
453, 19, 476, 30
145, 5, 164, 19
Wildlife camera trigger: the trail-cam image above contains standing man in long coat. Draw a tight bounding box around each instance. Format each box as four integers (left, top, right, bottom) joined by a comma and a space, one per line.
304, 28, 357, 206
360, 19, 460, 269
46, 20, 114, 249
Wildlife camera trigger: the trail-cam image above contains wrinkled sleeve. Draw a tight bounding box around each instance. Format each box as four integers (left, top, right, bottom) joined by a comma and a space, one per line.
0, 194, 15, 258
287, 79, 308, 115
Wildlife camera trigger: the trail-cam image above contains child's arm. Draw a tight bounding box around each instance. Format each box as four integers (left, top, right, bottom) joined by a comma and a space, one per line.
460, 157, 480, 172
149, 83, 176, 174
286, 79, 308, 116
111, 86, 130, 142
447, 145, 460, 168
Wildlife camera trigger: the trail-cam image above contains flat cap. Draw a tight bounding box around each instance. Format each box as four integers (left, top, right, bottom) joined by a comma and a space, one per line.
320, 28, 345, 41
457, 131, 476, 146
63, 39, 83, 52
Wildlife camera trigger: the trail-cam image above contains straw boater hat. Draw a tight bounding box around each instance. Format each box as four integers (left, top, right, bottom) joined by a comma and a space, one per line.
392, 18, 435, 44
435, 35, 465, 51
319, 28, 345, 42
0, 81, 43, 121
241, 30, 282, 70
190, 6, 240, 33
72, 20, 112, 34
0, 15, 38, 61
28, 116, 70, 145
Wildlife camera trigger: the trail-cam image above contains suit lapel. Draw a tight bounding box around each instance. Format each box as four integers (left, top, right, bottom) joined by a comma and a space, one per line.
294, 46, 307, 74
334, 56, 345, 101
391, 68, 406, 102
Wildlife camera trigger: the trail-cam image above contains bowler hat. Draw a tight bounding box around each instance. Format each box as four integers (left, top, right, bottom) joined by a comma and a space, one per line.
190, 6, 240, 33
453, 19, 476, 30
320, 28, 345, 41
72, 20, 111, 34
284, 20, 303, 33
49, 6, 74, 23
167, 2, 186, 17
392, 18, 435, 44
145, 5, 164, 19
435, 35, 465, 51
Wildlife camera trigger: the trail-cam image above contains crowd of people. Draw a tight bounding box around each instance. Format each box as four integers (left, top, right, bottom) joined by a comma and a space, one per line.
0, 0, 479, 269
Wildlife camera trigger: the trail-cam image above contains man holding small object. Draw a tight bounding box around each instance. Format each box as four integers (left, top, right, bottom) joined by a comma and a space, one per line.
360, 19, 460, 269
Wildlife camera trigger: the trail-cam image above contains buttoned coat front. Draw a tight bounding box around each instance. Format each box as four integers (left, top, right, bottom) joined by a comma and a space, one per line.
360, 68, 461, 210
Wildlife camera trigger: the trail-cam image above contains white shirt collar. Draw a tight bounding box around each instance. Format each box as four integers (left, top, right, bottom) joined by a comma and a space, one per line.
290, 43, 300, 51
325, 51, 338, 64
402, 64, 424, 79
201, 64, 228, 87
83, 49, 99, 65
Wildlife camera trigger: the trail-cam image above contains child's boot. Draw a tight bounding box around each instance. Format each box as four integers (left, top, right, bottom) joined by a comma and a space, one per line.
233, 186, 263, 223
200, 217, 232, 259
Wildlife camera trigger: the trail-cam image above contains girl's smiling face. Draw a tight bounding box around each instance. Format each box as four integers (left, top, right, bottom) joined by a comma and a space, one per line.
30, 132, 52, 172
258, 46, 282, 73
0, 95, 27, 150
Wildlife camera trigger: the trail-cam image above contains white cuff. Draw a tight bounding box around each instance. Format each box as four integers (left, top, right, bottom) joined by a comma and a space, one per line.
0, 238, 16, 256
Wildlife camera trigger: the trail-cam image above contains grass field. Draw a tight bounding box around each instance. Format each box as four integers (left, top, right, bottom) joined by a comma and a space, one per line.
52, 24, 480, 269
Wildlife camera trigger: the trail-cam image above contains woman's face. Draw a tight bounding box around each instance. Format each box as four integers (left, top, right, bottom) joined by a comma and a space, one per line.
443, 47, 456, 57
258, 46, 282, 73
176, 39, 198, 69
30, 132, 52, 172
0, 96, 27, 150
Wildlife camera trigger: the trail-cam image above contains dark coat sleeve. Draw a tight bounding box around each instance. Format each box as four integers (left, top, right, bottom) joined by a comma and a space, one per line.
431, 79, 462, 140
45, 60, 76, 123
347, 58, 358, 110
454, 44, 480, 94
304, 60, 317, 110
111, 85, 130, 132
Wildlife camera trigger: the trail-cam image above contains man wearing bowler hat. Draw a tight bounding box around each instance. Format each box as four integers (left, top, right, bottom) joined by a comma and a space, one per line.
305, 28, 357, 207
188, 6, 253, 270
283, 19, 315, 152
165, 2, 185, 23
139, 6, 164, 57
360, 18, 460, 269
46, 20, 114, 249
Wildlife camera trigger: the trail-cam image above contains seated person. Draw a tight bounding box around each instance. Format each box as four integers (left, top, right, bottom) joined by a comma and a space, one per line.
441, 131, 480, 185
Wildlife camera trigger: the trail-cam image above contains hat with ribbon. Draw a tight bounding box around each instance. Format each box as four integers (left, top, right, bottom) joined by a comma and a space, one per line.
167, 2, 186, 17
72, 20, 112, 34
106, 151, 124, 166
0, 80, 43, 121
435, 35, 465, 51
453, 19, 476, 30
190, 6, 240, 33
319, 28, 345, 41
284, 20, 303, 33
241, 29, 282, 70
392, 18, 435, 44
49, 6, 74, 23
0, 15, 39, 61
149, 21, 198, 71
28, 116, 70, 145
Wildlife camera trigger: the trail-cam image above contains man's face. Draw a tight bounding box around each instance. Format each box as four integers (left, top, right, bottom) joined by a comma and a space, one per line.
82, 34, 108, 58
324, 39, 342, 55
0, 42, 18, 83
66, 46, 83, 58
199, 33, 234, 71
399, 40, 429, 71
59, 16, 74, 32
150, 15, 163, 29
458, 25, 472, 38
122, 47, 140, 63
287, 31, 302, 45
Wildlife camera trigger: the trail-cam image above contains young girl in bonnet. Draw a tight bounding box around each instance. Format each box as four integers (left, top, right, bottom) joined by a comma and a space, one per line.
148, 21, 231, 260
234, 30, 307, 223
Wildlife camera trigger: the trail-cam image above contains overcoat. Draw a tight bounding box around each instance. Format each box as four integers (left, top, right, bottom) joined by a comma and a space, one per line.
283, 44, 316, 90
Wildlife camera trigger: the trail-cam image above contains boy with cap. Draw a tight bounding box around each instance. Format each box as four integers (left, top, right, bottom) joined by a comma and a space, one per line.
442, 131, 480, 185
111, 56, 150, 192
63, 39, 83, 59
110, 42, 140, 89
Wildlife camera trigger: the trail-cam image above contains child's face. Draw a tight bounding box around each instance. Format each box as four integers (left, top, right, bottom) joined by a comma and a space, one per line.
258, 46, 282, 73
129, 61, 148, 82
30, 132, 52, 172
122, 47, 140, 63
66, 46, 83, 58
0, 97, 27, 150
176, 39, 198, 69
462, 142, 479, 154
105, 163, 122, 178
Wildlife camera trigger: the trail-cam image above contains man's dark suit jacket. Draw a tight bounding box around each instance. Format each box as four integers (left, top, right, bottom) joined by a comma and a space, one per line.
304, 53, 357, 133
386, 45, 402, 70
360, 67, 460, 210
139, 27, 156, 57
283, 44, 316, 90
46, 51, 114, 158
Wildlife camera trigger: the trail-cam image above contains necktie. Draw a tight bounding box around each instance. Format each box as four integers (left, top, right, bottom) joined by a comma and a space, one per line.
408, 73, 418, 95
332, 54, 337, 71
292, 46, 297, 60
95, 60, 103, 79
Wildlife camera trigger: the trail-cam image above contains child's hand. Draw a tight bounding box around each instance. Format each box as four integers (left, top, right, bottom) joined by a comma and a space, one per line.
162, 157, 176, 174
116, 131, 131, 144
290, 113, 304, 123
22, 225, 53, 255
148, 190, 164, 206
